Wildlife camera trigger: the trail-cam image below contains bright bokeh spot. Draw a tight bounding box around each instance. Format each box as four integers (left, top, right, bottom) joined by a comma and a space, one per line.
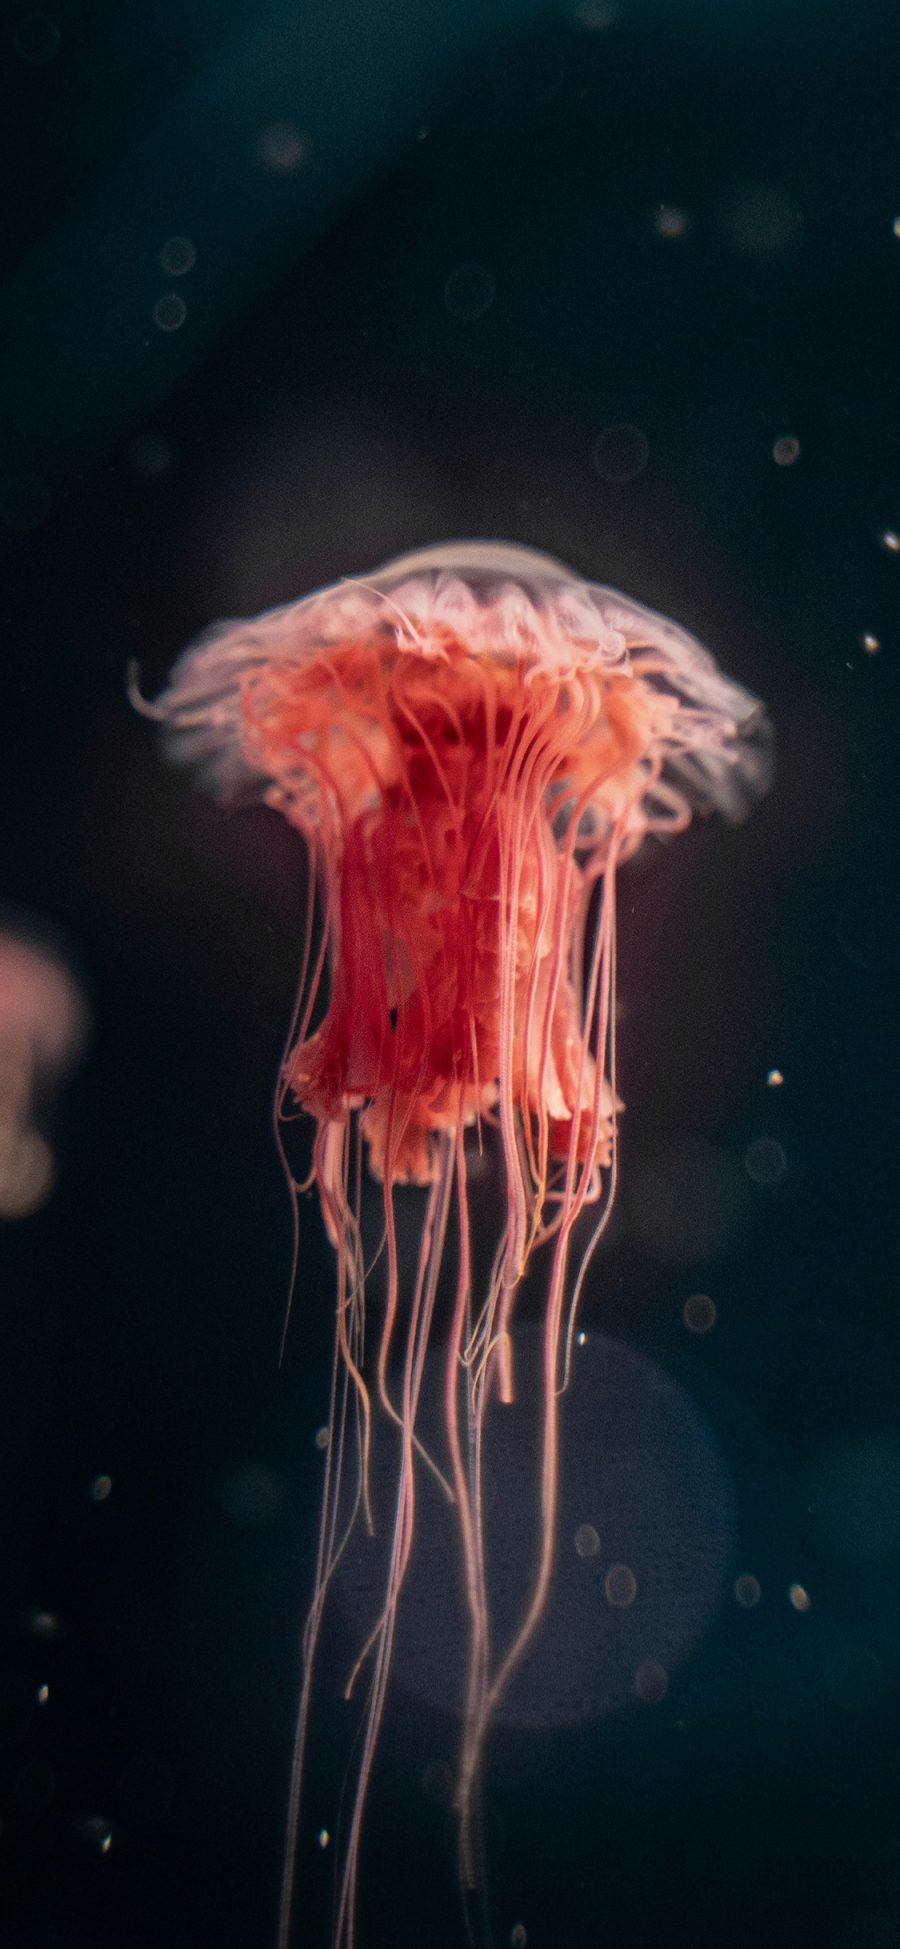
683, 1292, 717, 1334
574, 1523, 601, 1558
605, 1563, 638, 1608
634, 1659, 669, 1703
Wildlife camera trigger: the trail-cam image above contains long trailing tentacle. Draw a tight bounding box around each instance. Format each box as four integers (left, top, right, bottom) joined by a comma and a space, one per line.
333, 1131, 456, 1949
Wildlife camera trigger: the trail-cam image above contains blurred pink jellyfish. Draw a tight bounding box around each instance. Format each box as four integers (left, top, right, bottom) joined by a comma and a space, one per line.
136, 541, 770, 1947
0, 924, 88, 1217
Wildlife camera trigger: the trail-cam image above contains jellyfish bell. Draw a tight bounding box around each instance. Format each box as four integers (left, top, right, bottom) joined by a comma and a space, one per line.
143, 539, 768, 1207
135, 541, 770, 1949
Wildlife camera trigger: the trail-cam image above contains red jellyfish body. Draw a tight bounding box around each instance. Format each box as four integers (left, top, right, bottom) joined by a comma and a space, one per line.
138, 541, 770, 1947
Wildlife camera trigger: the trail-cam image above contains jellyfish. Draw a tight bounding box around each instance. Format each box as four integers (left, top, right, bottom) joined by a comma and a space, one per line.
0, 921, 88, 1217
134, 541, 770, 1947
